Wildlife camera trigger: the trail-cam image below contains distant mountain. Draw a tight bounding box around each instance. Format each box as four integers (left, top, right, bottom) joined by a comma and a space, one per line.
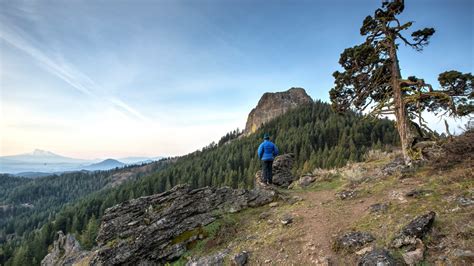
119, 156, 164, 165
0, 149, 90, 174
1, 149, 87, 164
81, 159, 126, 171
0, 150, 164, 175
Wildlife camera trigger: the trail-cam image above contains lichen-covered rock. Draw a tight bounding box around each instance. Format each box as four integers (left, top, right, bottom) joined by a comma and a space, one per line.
392, 211, 436, 248
41, 231, 89, 266
255, 154, 296, 188
358, 249, 397, 266
244, 87, 312, 135
91, 185, 276, 265
334, 232, 375, 252
457, 196, 474, 207
272, 154, 296, 187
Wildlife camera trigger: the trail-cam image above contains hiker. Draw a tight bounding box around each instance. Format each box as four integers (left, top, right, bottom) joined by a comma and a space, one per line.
258, 133, 279, 185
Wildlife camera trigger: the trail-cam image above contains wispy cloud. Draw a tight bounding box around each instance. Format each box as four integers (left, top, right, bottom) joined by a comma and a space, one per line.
0, 14, 149, 122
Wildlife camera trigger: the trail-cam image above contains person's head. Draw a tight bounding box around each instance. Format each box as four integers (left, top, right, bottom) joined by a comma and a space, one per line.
263, 133, 270, 140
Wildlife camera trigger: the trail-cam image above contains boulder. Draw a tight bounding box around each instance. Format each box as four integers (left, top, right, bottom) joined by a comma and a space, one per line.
392, 211, 436, 248
457, 196, 474, 207
255, 154, 296, 188
41, 231, 89, 266
272, 154, 296, 187
358, 249, 397, 266
334, 232, 375, 252
402, 239, 425, 265
233, 251, 249, 266
280, 213, 293, 225
91, 184, 277, 265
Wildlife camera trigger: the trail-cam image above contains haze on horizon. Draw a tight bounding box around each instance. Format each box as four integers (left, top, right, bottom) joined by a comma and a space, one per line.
0, 0, 472, 160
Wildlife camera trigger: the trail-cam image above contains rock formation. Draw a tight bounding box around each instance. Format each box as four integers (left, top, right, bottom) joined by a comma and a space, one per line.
89, 184, 276, 265
244, 87, 312, 135
255, 154, 296, 188
41, 231, 89, 266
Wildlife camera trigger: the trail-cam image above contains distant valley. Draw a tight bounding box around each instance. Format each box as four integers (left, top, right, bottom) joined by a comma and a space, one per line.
0, 149, 163, 177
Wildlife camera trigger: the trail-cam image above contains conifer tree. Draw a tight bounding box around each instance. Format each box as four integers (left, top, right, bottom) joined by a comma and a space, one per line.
330, 0, 473, 164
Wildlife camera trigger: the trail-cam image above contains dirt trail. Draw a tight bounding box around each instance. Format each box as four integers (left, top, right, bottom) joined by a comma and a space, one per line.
238, 189, 380, 265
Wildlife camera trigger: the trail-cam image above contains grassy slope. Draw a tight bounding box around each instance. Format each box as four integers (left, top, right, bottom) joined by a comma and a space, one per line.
169, 149, 473, 265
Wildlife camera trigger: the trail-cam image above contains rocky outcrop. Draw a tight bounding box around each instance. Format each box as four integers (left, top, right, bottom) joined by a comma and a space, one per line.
244, 88, 312, 135
41, 231, 89, 266
392, 211, 436, 248
255, 154, 296, 188
91, 184, 276, 265
333, 232, 375, 252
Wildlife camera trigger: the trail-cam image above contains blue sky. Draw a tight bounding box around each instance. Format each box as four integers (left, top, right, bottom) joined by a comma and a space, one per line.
0, 0, 472, 159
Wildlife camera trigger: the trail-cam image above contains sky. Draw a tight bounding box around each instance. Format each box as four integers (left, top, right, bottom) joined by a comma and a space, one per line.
0, 0, 472, 159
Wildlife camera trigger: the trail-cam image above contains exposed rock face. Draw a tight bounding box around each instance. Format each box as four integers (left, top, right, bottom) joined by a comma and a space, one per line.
41, 231, 89, 266
244, 87, 312, 135
91, 184, 276, 265
255, 154, 296, 188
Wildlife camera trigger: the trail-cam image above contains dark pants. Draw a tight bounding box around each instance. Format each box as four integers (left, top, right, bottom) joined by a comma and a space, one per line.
262, 160, 273, 184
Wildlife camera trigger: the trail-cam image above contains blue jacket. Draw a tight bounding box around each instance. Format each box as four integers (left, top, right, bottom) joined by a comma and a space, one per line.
258, 140, 279, 161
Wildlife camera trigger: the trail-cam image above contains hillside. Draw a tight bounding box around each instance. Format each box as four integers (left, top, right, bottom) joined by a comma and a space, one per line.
1, 100, 399, 265
42, 131, 473, 265
0, 159, 171, 263
174, 142, 472, 265
81, 159, 125, 171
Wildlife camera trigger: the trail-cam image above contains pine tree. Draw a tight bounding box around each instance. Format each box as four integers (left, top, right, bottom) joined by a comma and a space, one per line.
81, 215, 99, 250
330, 0, 472, 164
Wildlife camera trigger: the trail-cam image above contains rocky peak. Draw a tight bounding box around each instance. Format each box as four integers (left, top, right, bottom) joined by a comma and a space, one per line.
244, 87, 313, 135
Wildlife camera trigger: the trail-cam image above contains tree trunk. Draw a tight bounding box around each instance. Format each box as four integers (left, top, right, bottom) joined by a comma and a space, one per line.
388, 36, 415, 165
